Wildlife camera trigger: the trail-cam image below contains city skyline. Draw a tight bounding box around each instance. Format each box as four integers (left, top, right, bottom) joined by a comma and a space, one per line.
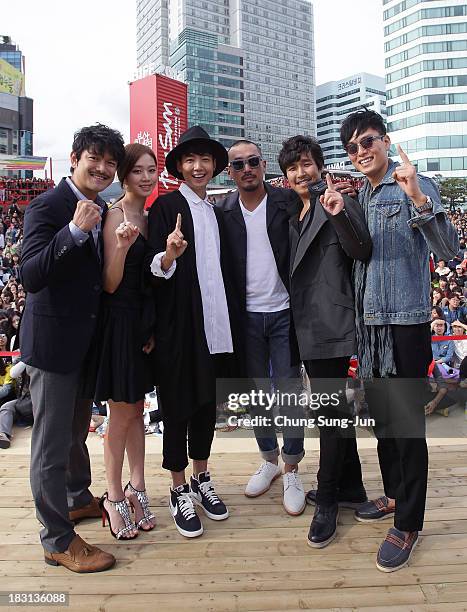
4, 0, 385, 181
384, 0, 467, 178
137, 0, 315, 182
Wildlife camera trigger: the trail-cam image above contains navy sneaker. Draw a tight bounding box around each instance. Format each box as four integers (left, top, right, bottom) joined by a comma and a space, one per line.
306, 488, 368, 510
355, 495, 395, 522
169, 484, 203, 538
190, 471, 229, 521
376, 528, 419, 572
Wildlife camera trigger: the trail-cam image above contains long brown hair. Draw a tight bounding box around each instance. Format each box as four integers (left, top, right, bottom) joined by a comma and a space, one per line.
117, 143, 157, 187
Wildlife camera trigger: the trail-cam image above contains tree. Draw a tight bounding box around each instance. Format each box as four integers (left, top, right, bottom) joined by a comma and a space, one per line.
438, 178, 467, 211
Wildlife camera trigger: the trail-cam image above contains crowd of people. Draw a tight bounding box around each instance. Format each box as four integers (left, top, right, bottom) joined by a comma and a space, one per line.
0, 177, 54, 207
0, 109, 462, 579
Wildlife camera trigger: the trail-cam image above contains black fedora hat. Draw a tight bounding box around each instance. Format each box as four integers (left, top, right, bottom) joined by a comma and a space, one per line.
165, 125, 228, 180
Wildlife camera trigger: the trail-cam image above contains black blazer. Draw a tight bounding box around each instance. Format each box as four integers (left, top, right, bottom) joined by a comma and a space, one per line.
145, 189, 242, 421
217, 183, 299, 366
290, 188, 372, 361
20, 178, 106, 373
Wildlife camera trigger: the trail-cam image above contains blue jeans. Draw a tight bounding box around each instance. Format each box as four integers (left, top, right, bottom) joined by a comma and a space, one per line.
245, 309, 305, 465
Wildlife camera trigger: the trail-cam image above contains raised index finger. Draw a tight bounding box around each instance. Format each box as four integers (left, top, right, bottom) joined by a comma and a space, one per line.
325, 173, 335, 191
397, 144, 411, 164
175, 213, 182, 231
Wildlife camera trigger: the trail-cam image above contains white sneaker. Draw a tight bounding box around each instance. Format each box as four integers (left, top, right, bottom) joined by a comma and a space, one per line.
245, 461, 281, 497
283, 470, 306, 515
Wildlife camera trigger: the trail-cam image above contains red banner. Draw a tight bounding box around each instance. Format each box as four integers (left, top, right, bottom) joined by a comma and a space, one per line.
129, 74, 188, 207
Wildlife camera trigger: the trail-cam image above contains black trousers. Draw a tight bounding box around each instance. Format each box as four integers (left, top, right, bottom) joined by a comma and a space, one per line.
162, 402, 216, 473
161, 353, 231, 473
365, 323, 431, 532
304, 357, 365, 506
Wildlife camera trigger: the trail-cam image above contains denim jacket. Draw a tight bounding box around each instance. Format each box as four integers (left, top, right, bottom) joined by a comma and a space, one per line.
360, 159, 459, 325
431, 338, 454, 364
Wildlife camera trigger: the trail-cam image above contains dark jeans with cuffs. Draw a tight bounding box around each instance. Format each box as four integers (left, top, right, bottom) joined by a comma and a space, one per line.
245, 309, 305, 466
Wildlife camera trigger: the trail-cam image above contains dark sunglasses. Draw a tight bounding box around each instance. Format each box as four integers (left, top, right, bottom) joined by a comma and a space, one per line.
229, 156, 262, 171
345, 135, 385, 156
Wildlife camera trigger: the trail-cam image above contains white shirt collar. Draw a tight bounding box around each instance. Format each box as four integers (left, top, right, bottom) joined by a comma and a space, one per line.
179, 182, 211, 206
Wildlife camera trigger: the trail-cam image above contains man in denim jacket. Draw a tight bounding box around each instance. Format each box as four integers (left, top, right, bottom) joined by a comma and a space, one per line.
340, 109, 459, 572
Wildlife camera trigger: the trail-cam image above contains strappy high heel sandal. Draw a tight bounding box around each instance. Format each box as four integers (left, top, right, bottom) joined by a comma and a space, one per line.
124, 482, 156, 531
99, 493, 138, 540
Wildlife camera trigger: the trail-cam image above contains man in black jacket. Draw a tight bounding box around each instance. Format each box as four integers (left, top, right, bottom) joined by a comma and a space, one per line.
219, 140, 306, 516
279, 135, 372, 548
20, 124, 125, 573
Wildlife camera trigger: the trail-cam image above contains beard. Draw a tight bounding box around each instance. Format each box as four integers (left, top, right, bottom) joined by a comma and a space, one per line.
242, 180, 260, 192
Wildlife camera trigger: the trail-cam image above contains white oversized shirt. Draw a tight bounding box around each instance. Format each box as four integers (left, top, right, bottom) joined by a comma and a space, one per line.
151, 182, 233, 354
239, 195, 289, 313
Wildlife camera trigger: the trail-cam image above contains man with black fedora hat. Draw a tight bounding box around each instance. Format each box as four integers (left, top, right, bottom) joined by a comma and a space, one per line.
146, 126, 240, 538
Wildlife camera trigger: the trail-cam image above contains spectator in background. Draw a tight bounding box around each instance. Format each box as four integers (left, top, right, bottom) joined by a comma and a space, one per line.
431, 305, 444, 321
456, 265, 467, 287
431, 319, 454, 365
431, 289, 444, 307
435, 259, 450, 277
1, 289, 14, 310
8, 311, 20, 350
0, 359, 32, 450
450, 320, 467, 377
438, 277, 449, 297
443, 292, 467, 326
0, 356, 15, 407
10, 253, 20, 279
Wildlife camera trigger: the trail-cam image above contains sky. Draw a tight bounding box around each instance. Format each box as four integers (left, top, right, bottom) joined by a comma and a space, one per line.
4, 0, 385, 180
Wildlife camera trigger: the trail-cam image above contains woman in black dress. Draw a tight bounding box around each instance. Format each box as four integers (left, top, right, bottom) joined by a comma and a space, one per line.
96, 144, 157, 539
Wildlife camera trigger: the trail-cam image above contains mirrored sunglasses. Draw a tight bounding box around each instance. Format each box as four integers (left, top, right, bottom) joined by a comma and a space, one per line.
345, 135, 385, 156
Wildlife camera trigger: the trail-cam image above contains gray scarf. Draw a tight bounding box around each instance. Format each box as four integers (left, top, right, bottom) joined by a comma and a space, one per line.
353, 182, 396, 379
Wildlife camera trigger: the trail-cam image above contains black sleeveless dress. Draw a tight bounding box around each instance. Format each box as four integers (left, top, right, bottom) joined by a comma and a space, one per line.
94, 232, 155, 404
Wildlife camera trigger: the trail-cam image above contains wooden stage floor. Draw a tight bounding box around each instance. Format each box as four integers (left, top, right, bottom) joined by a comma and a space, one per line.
0, 428, 466, 611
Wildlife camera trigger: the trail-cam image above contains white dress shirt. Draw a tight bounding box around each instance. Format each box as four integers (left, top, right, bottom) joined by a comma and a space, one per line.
239, 195, 289, 313
151, 182, 233, 354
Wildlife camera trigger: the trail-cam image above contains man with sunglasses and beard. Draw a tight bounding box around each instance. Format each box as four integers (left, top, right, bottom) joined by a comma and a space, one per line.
218, 140, 307, 516
340, 109, 459, 572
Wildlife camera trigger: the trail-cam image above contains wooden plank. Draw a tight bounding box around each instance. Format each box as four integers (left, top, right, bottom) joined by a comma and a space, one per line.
1, 533, 466, 562
0, 586, 430, 611
0, 440, 465, 612
2, 546, 467, 577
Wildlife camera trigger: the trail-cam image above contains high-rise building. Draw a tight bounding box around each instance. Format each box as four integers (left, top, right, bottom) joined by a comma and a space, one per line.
383, 0, 467, 178
136, 0, 315, 184
0, 35, 34, 177
316, 73, 387, 171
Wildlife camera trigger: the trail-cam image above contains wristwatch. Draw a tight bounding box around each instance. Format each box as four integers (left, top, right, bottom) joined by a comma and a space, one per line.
413, 195, 433, 213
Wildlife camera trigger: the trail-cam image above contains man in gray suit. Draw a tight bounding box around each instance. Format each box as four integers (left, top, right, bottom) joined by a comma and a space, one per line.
20, 124, 125, 573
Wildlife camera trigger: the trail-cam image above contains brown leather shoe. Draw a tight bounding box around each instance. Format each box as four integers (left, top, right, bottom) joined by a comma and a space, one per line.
69, 496, 101, 523
44, 535, 115, 573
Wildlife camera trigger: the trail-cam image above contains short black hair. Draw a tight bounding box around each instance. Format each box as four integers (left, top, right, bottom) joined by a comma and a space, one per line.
340, 108, 387, 148
70, 123, 125, 173
278, 135, 324, 176
177, 142, 215, 160
229, 139, 262, 156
